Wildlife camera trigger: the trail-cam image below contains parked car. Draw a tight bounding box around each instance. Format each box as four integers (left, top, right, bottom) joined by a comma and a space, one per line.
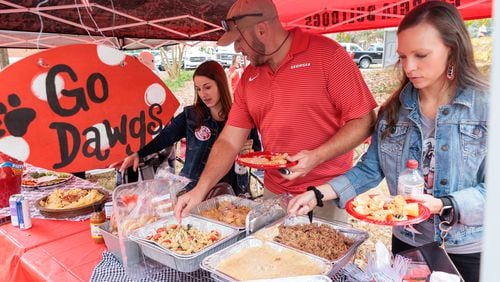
183, 53, 212, 69
339, 42, 383, 69
215, 53, 237, 68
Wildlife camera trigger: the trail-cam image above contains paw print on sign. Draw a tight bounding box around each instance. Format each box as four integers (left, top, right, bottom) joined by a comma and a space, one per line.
0, 94, 36, 137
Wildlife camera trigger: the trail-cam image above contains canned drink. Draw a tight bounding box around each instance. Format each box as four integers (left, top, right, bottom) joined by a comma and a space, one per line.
9, 194, 21, 226
16, 195, 32, 230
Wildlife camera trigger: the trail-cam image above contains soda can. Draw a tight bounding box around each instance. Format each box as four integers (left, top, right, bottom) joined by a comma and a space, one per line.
9, 194, 21, 226
16, 195, 32, 230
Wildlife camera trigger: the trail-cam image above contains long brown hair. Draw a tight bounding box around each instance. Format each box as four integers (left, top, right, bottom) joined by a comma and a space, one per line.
193, 60, 233, 128
379, 1, 489, 139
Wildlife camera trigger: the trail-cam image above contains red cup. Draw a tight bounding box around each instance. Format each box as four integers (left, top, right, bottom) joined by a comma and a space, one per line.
0, 175, 21, 208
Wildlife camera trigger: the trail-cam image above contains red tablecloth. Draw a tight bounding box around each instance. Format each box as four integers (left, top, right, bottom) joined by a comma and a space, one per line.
0, 218, 105, 282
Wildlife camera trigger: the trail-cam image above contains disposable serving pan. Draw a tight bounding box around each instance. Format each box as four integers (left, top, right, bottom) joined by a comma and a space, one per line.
99, 221, 142, 265
129, 215, 239, 272
201, 236, 333, 282
191, 194, 260, 230
259, 216, 369, 275
246, 275, 333, 282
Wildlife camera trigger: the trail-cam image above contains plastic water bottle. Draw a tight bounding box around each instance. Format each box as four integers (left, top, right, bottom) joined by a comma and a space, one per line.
398, 159, 424, 195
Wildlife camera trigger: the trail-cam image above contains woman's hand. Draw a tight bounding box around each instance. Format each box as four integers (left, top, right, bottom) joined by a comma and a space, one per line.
405, 194, 444, 214
287, 190, 317, 216
108, 153, 140, 174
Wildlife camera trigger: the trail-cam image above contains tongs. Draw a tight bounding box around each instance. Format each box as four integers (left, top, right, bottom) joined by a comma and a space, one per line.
307, 210, 313, 223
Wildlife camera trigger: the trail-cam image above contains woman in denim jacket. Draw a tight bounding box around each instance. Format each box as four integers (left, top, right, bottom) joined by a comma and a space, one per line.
113, 61, 261, 194
288, 2, 488, 281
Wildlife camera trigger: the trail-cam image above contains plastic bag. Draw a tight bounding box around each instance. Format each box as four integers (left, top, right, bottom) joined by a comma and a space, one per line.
112, 171, 190, 279
366, 241, 410, 282
0, 152, 23, 207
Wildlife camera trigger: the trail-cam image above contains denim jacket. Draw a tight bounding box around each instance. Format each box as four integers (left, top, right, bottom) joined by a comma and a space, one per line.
329, 83, 488, 247
139, 106, 261, 191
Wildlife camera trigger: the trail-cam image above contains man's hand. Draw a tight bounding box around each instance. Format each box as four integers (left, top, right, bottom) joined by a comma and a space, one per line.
108, 153, 139, 174
287, 190, 317, 216
174, 189, 205, 223
280, 150, 320, 180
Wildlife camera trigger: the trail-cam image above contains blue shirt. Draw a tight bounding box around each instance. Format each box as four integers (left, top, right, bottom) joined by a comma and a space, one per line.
329, 82, 488, 249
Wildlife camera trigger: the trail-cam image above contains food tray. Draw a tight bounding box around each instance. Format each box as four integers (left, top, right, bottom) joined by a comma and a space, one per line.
257, 216, 368, 275
245, 195, 288, 235
99, 221, 142, 265
191, 194, 260, 230
129, 215, 239, 272
34, 188, 109, 219
246, 275, 333, 282
201, 236, 333, 281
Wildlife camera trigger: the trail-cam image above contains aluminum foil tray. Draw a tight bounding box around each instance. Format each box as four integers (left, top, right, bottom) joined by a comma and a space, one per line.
99, 221, 142, 265
129, 215, 239, 272
246, 275, 333, 282
256, 216, 368, 275
201, 236, 333, 281
191, 194, 260, 230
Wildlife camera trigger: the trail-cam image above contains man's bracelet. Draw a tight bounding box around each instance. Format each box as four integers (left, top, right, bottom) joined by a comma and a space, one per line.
307, 186, 324, 207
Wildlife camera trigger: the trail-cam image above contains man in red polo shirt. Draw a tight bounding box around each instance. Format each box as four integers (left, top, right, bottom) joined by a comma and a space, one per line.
175, 0, 377, 221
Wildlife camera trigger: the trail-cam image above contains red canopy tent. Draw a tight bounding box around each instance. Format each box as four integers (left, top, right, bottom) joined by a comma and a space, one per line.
0, 0, 492, 49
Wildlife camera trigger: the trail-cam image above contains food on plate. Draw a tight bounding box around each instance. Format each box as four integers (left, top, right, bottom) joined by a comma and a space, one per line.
216, 244, 326, 280
146, 224, 221, 255
274, 223, 353, 260
39, 188, 105, 209
351, 194, 420, 221
22, 171, 72, 187
200, 201, 250, 227
239, 153, 289, 166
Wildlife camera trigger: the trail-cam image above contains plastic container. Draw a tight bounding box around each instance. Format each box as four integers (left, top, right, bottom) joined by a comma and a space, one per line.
0, 152, 23, 208
398, 159, 424, 195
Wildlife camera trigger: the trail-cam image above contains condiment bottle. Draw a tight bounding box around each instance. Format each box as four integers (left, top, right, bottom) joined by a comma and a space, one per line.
90, 203, 106, 243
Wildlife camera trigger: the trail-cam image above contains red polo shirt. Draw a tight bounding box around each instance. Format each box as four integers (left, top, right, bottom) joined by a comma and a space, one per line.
228, 28, 377, 195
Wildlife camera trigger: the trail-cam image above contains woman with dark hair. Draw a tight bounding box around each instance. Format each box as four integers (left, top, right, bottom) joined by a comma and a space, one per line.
111, 60, 260, 193
288, 2, 487, 281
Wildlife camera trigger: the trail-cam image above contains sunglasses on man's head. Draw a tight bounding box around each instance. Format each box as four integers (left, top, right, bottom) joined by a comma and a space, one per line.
221, 13, 263, 31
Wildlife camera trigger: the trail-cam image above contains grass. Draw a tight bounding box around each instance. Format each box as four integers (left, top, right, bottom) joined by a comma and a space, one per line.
164, 70, 194, 92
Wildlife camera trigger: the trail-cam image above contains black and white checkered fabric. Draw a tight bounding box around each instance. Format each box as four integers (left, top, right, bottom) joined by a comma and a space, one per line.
91, 251, 352, 282
90, 252, 214, 282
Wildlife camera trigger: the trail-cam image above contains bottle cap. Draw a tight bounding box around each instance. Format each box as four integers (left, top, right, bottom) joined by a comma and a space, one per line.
406, 159, 419, 169
92, 202, 103, 212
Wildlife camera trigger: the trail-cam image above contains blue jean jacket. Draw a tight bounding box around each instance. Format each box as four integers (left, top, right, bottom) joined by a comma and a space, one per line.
139, 106, 261, 192
329, 83, 488, 247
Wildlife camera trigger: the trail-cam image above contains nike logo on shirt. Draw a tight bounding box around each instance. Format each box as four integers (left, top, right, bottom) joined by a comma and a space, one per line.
249, 74, 259, 82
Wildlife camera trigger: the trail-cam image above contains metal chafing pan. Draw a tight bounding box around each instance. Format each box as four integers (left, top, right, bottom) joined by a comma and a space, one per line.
255, 215, 369, 275
129, 214, 239, 272
201, 236, 333, 281
191, 194, 260, 230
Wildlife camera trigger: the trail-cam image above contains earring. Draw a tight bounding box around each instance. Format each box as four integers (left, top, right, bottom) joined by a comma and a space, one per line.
447, 63, 455, 80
